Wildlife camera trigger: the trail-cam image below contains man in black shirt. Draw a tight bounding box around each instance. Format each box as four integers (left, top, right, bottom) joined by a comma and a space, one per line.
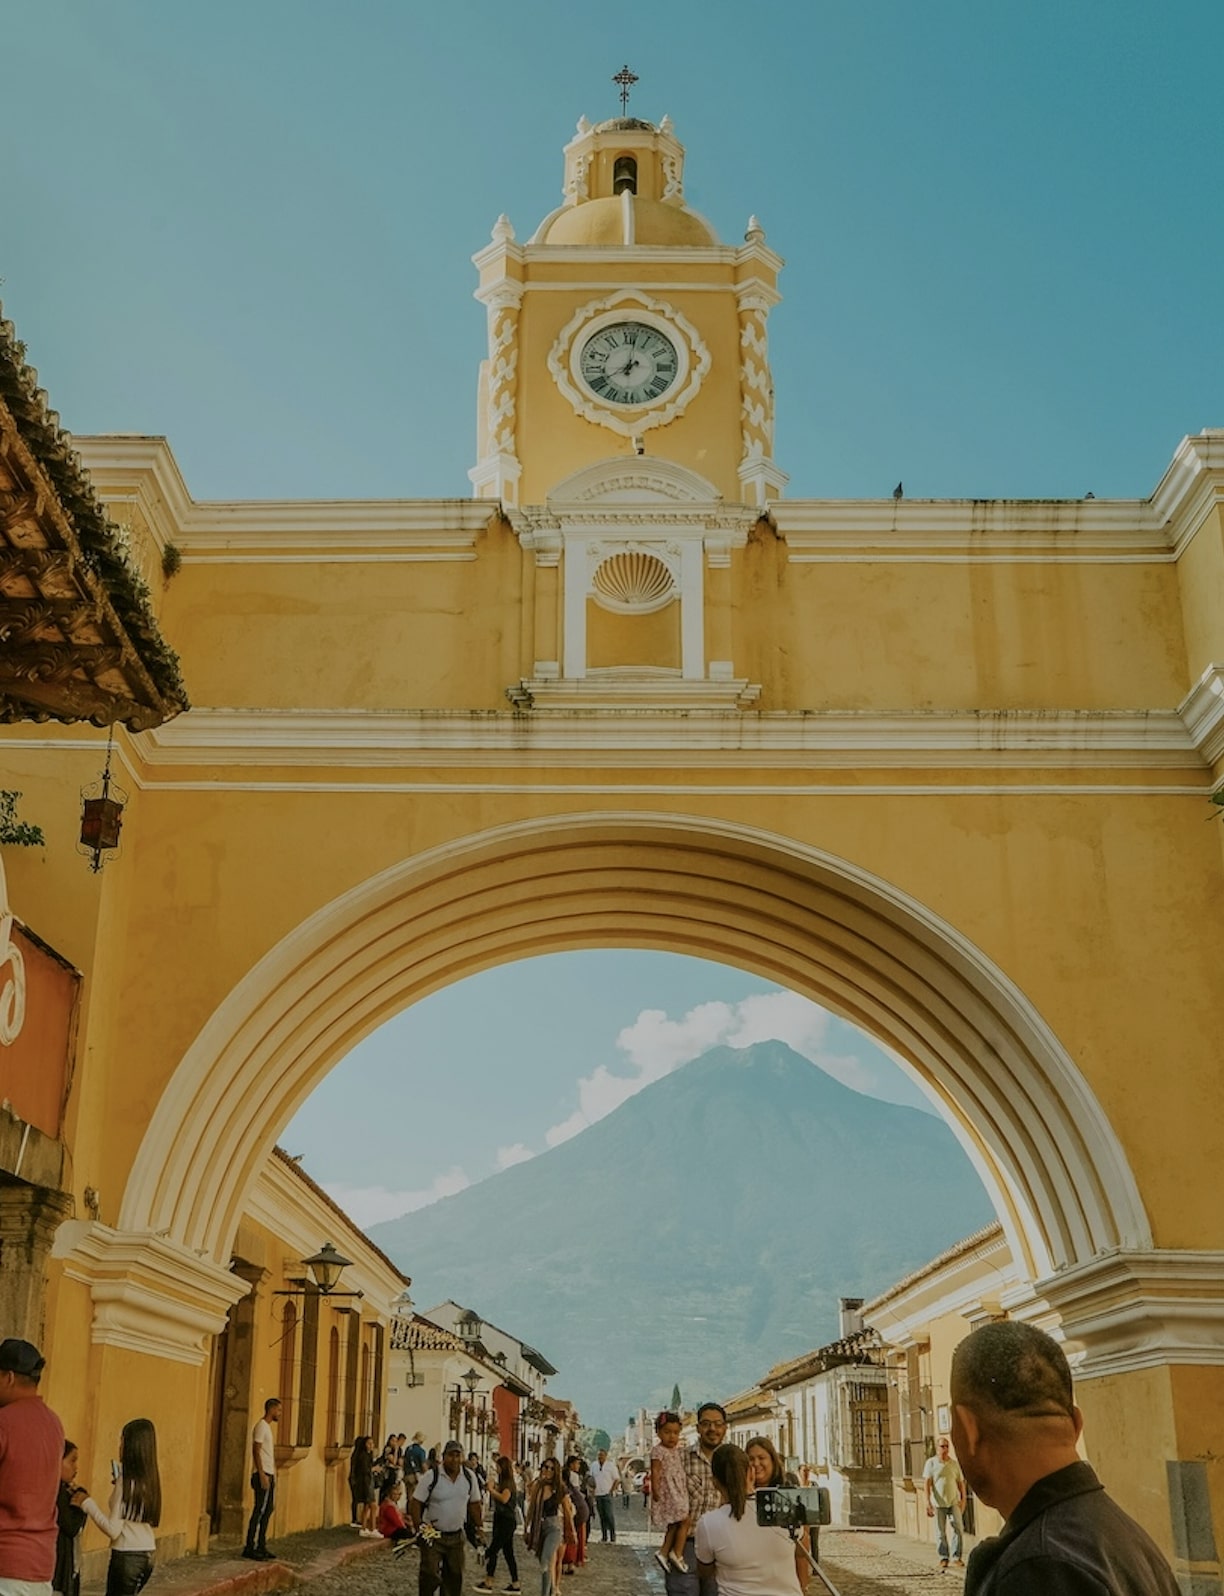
951, 1322, 1178, 1596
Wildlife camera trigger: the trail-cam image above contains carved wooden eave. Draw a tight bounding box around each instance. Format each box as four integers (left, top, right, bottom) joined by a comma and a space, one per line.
0, 309, 187, 729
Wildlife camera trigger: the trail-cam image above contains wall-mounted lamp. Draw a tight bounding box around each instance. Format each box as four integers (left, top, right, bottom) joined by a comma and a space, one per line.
275, 1240, 362, 1300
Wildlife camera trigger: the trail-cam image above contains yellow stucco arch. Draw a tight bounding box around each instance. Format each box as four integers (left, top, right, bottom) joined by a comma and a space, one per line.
119, 811, 1148, 1284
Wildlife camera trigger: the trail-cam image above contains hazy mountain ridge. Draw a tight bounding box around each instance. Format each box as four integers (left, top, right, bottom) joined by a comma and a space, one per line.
369, 1042, 992, 1427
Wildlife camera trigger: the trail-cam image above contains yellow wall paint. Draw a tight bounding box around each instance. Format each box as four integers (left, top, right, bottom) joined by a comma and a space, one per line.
5, 113, 1222, 1569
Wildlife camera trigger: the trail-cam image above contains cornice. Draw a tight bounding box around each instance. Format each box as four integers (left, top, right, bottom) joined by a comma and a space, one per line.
1178, 665, 1224, 769
51, 1219, 250, 1366
1149, 429, 1224, 555
1039, 1248, 1224, 1378
863, 1229, 1028, 1349
123, 704, 1209, 772
776, 497, 1167, 561
777, 432, 1224, 562
74, 439, 498, 552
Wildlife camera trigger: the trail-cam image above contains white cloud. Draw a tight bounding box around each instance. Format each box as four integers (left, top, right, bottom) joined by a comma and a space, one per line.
495, 1142, 534, 1170
324, 1165, 471, 1228
544, 990, 881, 1145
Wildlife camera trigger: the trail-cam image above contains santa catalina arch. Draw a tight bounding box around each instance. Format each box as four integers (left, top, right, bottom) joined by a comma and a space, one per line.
3, 111, 1223, 1580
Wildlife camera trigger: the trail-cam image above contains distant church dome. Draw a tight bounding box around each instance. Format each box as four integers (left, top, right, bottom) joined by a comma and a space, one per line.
536, 196, 718, 248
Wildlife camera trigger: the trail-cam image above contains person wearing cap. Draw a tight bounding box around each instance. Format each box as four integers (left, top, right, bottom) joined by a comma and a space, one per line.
409, 1441, 482, 1596
0, 1338, 65, 1596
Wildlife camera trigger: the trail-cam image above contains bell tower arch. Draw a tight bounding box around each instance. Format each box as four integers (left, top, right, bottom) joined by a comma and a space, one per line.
469, 112, 787, 508
471, 112, 786, 702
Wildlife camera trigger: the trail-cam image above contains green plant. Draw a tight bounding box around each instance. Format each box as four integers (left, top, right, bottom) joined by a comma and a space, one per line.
0, 791, 44, 847
161, 543, 182, 580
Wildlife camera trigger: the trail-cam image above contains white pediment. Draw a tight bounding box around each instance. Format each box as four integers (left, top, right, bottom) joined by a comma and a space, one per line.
546, 455, 723, 507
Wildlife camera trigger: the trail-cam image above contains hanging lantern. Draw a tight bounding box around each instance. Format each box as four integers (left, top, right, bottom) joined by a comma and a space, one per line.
79, 732, 127, 872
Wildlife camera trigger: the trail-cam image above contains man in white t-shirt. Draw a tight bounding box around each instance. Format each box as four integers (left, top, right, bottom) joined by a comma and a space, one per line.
410, 1440, 483, 1596
923, 1435, 966, 1569
243, 1397, 281, 1561
591, 1449, 620, 1543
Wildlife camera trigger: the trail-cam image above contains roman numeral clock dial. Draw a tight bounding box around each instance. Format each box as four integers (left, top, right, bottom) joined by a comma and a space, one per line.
579, 321, 680, 407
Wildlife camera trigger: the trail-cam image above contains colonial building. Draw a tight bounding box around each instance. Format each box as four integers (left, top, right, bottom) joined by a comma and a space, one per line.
724, 1300, 893, 1528
862, 1223, 1027, 1545
3, 103, 1224, 1590
399, 1300, 564, 1464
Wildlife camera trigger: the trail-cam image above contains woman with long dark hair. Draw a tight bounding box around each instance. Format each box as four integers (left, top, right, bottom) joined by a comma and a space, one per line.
75, 1419, 162, 1596
476, 1455, 521, 1591
694, 1444, 804, 1596
525, 1457, 574, 1596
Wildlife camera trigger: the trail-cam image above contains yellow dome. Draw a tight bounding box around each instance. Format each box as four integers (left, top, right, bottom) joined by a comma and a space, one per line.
538, 196, 719, 248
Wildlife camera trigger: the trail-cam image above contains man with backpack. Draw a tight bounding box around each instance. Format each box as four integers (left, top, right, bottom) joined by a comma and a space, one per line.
409, 1441, 483, 1596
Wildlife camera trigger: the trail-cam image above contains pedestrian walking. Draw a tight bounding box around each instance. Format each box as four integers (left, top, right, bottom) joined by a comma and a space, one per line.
0, 1338, 64, 1596
590, 1449, 619, 1543
924, 1436, 966, 1569
77, 1418, 162, 1596
476, 1455, 521, 1591
525, 1458, 574, 1596
409, 1440, 483, 1596
242, 1398, 281, 1560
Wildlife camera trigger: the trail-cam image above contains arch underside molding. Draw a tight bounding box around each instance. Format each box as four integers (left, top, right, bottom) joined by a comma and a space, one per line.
119, 813, 1150, 1279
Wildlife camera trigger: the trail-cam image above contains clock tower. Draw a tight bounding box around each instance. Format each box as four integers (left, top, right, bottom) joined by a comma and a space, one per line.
470, 112, 784, 704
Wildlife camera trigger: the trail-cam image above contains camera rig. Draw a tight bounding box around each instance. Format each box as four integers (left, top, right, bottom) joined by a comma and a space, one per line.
754, 1488, 842, 1596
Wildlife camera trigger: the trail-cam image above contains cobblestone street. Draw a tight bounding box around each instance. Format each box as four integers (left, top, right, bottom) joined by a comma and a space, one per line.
238, 1499, 972, 1596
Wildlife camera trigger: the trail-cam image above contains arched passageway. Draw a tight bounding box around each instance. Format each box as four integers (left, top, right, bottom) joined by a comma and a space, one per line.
119, 812, 1148, 1286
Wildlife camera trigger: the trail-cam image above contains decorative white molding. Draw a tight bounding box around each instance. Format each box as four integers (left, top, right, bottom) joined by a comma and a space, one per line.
864, 1225, 1035, 1351
73, 440, 497, 552
590, 549, 677, 613
506, 673, 762, 710
739, 456, 790, 508
776, 498, 1167, 561
547, 455, 723, 505
51, 1220, 251, 1366
0, 858, 26, 1047
1039, 1249, 1224, 1378
546, 290, 710, 440
1178, 664, 1224, 767
127, 705, 1206, 770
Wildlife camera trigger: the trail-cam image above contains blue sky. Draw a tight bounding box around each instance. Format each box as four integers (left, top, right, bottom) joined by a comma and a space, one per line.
3, 0, 1221, 504
284, 953, 935, 1226
6, 4, 1220, 1221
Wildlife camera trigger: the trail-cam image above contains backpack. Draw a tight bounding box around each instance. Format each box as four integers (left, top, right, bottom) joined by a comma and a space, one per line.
423, 1465, 481, 1547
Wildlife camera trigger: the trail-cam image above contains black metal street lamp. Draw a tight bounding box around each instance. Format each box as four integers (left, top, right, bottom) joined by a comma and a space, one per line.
275, 1240, 362, 1300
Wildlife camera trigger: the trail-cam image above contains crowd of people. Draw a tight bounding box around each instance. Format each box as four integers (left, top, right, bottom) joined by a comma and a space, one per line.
0, 1324, 1186, 1596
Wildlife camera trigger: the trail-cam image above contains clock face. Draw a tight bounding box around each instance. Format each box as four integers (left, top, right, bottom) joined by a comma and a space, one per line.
578, 321, 680, 407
